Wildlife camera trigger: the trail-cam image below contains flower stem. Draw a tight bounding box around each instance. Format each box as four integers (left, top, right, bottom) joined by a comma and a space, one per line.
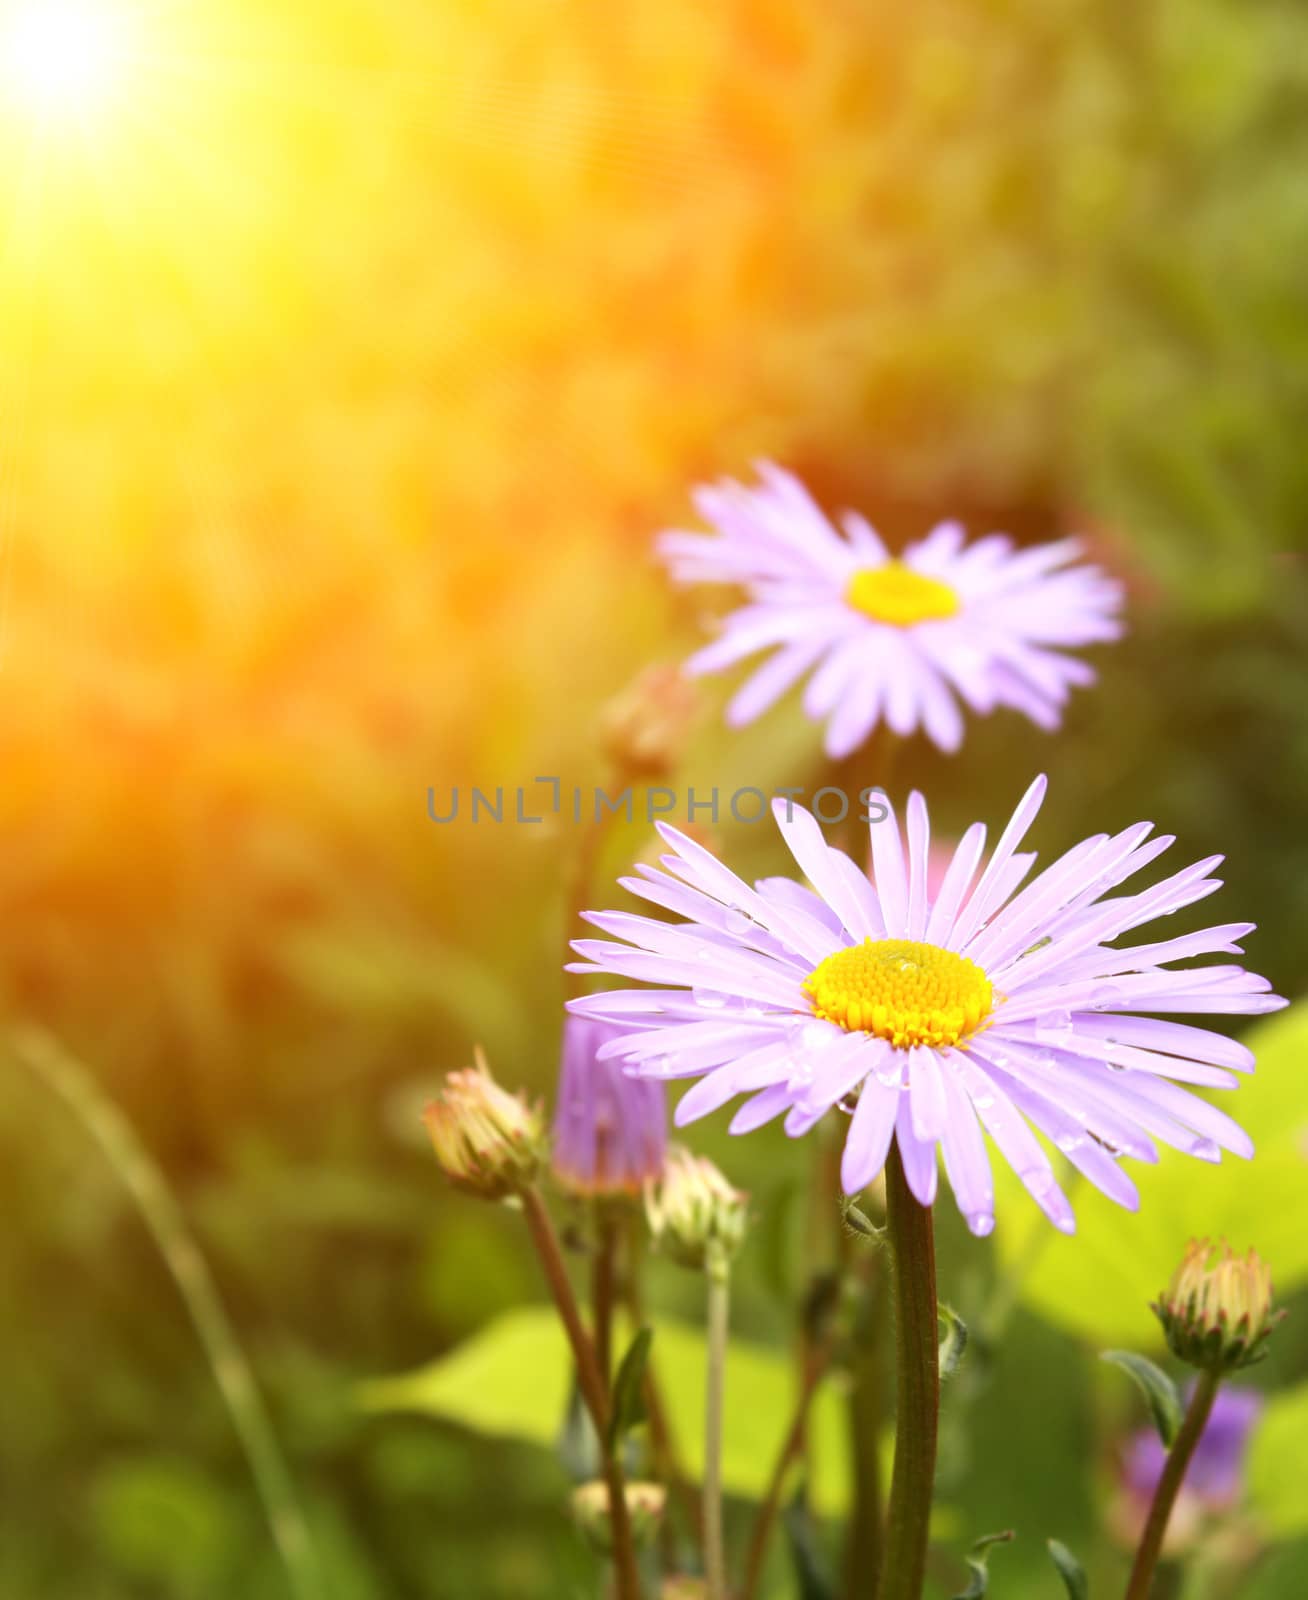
705, 1247, 731, 1600
878, 1144, 938, 1600
593, 1201, 619, 1387
843, 1249, 886, 1599
521, 1185, 642, 1600
1125, 1367, 1222, 1600
625, 1214, 702, 1550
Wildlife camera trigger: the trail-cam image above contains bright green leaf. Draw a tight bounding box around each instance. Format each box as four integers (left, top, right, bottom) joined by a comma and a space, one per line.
1248, 1380, 1308, 1537
1100, 1350, 1182, 1446
998, 1003, 1308, 1345
360, 1306, 855, 1513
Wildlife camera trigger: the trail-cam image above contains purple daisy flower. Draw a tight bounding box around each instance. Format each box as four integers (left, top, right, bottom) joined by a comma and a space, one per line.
566, 777, 1285, 1236
551, 1015, 668, 1195
659, 464, 1123, 756
1124, 1387, 1263, 1511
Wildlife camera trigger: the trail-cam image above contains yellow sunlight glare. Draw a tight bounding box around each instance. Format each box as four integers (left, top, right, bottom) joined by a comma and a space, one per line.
4, 0, 131, 123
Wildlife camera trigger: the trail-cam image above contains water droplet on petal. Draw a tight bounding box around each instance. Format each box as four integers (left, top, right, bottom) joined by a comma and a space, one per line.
967, 1211, 996, 1238
1055, 1133, 1084, 1154
1189, 1137, 1222, 1163
801, 1019, 829, 1053
1034, 1009, 1073, 1043
724, 905, 755, 938
787, 1059, 814, 1092
693, 988, 728, 1010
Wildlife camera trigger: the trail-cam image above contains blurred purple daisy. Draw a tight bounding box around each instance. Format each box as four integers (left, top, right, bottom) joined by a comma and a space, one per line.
567, 777, 1284, 1236
659, 464, 1123, 756
1124, 1387, 1263, 1513
551, 1015, 668, 1195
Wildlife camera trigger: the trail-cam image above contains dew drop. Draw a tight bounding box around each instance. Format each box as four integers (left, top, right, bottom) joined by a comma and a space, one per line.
1034, 1009, 1073, 1043
724, 905, 755, 938
967, 1211, 996, 1238
787, 1059, 814, 1093
693, 988, 728, 1010
801, 1019, 829, 1053
1189, 1137, 1222, 1163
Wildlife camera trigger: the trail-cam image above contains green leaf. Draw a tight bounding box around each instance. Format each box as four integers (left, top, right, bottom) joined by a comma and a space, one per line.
1248, 1379, 1308, 1536
951, 1529, 1015, 1599
938, 1304, 970, 1383
607, 1327, 653, 1452
997, 1003, 1308, 1345
1100, 1351, 1182, 1446
1047, 1539, 1089, 1600
361, 1306, 855, 1513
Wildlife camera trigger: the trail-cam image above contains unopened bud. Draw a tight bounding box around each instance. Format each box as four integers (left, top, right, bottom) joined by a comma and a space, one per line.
1153, 1239, 1283, 1373
571, 1480, 666, 1552
423, 1052, 545, 1200
600, 665, 696, 780
646, 1146, 747, 1272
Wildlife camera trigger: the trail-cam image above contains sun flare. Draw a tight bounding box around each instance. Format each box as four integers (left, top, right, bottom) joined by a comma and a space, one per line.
3, 0, 131, 123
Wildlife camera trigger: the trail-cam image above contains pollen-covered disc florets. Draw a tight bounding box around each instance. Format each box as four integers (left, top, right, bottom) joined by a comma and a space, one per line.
1153, 1239, 1283, 1373
845, 561, 960, 627
803, 937, 994, 1050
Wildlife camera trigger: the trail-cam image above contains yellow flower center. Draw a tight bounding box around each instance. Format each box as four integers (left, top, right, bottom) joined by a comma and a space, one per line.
845, 562, 959, 627
803, 938, 994, 1050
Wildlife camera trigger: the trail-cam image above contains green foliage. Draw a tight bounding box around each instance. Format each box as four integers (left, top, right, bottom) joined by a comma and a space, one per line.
951, 1530, 1016, 1600
0, 0, 1306, 1593
361, 1307, 854, 1515
1047, 1539, 1090, 1600
1099, 1352, 1182, 1447
89, 1455, 244, 1590
1248, 1381, 1308, 1538
608, 1327, 654, 1452
998, 1003, 1308, 1345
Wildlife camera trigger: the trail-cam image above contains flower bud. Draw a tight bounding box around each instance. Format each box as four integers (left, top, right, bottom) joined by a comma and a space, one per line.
570, 1480, 666, 1553
1152, 1239, 1283, 1372
423, 1053, 545, 1200
646, 1146, 747, 1272
552, 1016, 667, 1197
600, 664, 696, 780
